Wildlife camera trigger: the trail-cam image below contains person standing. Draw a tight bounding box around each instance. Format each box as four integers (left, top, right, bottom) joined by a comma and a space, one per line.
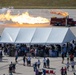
9, 62, 13, 74
42, 69, 46, 75
71, 60, 75, 71
37, 59, 40, 68
15, 50, 18, 63
66, 61, 69, 71
46, 58, 50, 68
60, 67, 64, 75
61, 53, 65, 64
27, 56, 31, 66
0, 50, 2, 61
70, 53, 74, 62
33, 62, 37, 72
12, 63, 16, 73
35, 68, 39, 75
23, 55, 26, 66
64, 66, 67, 75
43, 57, 46, 68
34, 49, 37, 58
67, 52, 69, 63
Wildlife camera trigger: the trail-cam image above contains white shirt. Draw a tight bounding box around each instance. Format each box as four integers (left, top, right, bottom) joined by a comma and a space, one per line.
28, 57, 31, 61
43, 58, 46, 63
71, 61, 75, 66
37, 60, 40, 65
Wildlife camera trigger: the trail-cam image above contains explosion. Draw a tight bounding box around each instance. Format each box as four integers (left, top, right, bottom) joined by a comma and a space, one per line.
0, 10, 49, 24
50, 10, 69, 17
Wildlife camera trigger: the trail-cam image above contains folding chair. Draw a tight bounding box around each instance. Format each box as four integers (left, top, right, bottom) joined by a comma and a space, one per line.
46, 70, 49, 75
50, 70, 56, 75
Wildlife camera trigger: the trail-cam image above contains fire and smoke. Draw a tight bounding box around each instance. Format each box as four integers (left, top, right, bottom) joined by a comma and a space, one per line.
50, 10, 69, 17
0, 9, 49, 24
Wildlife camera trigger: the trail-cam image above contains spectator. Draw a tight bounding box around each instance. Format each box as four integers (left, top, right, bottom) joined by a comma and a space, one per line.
27, 56, 31, 66
71, 60, 75, 71
66, 61, 69, 71
15, 50, 18, 63
34, 48, 37, 58
4, 47, 8, 55
62, 44, 67, 57
64, 66, 67, 75
46, 58, 50, 68
70, 53, 74, 62
61, 67, 64, 75
37, 59, 40, 68
61, 52, 65, 64
43, 57, 46, 68
49, 48, 52, 57
33, 62, 37, 71
12, 63, 16, 73
42, 69, 46, 75
35, 68, 39, 75
67, 52, 69, 63
9, 62, 13, 74
0, 50, 2, 61
23, 55, 26, 66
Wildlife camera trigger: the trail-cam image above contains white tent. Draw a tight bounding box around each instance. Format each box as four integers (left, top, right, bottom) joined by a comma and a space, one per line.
15, 28, 36, 43
0, 28, 20, 43
0, 27, 75, 44
46, 27, 76, 44
31, 28, 52, 44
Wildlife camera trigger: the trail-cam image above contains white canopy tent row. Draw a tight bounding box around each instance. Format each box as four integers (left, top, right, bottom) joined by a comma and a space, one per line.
0, 27, 75, 45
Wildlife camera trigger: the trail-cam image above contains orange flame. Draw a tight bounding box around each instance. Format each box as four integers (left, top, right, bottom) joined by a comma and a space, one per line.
50, 10, 69, 17
0, 10, 49, 24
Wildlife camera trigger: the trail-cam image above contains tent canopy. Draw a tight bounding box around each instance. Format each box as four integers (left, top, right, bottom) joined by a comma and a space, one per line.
0, 27, 75, 44
15, 28, 36, 43
31, 28, 52, 44
46, 28, 75, 44
0, 28, 20, 43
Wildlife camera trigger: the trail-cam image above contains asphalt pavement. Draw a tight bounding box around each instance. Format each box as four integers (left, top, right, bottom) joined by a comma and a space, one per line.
0, 56, 75, 75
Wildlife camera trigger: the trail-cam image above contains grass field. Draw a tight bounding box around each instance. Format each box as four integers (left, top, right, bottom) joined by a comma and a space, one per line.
0, 0, 76, 9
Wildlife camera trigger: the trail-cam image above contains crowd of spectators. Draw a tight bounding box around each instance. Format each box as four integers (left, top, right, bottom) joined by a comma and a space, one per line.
0, 40, 76, 58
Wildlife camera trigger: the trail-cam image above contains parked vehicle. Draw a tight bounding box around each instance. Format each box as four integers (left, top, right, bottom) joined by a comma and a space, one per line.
50, 17, 76, 26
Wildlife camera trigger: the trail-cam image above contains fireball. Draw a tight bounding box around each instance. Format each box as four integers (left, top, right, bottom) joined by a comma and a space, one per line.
0, 10, 49, 24
50, 10, 69, 17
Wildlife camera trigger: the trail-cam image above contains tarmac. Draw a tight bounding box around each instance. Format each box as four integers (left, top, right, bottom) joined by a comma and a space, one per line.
0, 56, 75, 75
